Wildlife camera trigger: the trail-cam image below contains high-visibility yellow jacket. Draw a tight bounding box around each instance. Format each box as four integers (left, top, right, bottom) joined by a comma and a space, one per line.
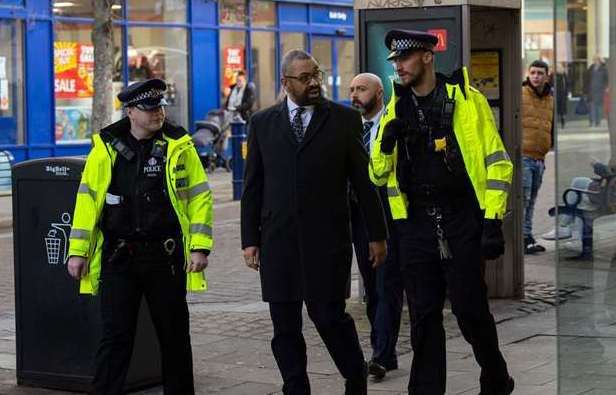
369, 67, 513, 220
68, 121, 213, 295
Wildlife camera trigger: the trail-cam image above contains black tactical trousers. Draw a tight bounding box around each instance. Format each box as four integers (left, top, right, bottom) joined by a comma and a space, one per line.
92, 240, 194, 395
396, 206, 510, 395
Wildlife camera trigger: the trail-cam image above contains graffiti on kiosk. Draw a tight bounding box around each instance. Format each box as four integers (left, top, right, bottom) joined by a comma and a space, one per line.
45, 212, 72, 265
363, 0, 442, 8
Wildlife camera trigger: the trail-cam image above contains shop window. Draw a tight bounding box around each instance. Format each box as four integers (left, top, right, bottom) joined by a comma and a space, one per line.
280, 32, 306, 58
251, 0, 276, 28
220, 0, 247, 26
220, 30, 246, 103
335, 39, 354, 102
54, 23, 123, 144
0, 20, 24, 146
52, 0, 123, 19
311, 38, 332, 100
127, 27, 188, 127
250, 31, 276, 109
128, 0, 187, 23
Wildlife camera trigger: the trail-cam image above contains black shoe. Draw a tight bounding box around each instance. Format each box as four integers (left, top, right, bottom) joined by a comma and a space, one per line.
345, 377, 367, 395
367, 360, 386, 380
502, 377, 514, 395
479, 376, 514, 395
524, 236, 545, 254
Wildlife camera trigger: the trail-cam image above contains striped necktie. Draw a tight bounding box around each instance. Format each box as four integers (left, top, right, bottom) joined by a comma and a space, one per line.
292, 107, 306, 143
363, 121, 374, 152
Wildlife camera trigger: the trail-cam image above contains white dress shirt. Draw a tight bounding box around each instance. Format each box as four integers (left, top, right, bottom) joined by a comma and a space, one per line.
362, 107, 385, 153
287, 96, 315, 132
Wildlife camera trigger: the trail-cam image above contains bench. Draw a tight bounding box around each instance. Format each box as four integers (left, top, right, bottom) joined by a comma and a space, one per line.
548, 163, 616, 260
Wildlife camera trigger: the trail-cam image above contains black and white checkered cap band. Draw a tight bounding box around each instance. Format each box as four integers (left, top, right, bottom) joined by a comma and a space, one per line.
126, 89, 165, 105
390, 38, 432, 51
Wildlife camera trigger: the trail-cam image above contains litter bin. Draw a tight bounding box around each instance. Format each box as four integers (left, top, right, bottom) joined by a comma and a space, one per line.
12, 157, 162, 392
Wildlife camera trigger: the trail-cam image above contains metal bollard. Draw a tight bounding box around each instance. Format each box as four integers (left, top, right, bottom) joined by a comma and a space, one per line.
230, 119, 247, 201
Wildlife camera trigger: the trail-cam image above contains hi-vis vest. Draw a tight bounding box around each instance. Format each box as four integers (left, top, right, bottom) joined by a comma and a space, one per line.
68, 131, 214, 295
369, 67, 513, 220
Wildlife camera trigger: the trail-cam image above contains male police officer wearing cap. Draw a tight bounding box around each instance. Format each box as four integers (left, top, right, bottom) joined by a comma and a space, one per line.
370, 30, 514, 394
67, 79, 213, 394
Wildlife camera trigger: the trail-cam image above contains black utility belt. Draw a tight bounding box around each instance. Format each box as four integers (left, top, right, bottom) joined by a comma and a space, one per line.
408, 196, 469, 213
111, 237, 181, 256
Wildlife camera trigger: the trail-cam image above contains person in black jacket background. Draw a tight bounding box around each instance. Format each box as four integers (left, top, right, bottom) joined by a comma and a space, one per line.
225, 70, 256, 122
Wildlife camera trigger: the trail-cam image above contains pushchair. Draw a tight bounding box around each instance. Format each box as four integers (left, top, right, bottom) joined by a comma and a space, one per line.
192, 109, 233, 172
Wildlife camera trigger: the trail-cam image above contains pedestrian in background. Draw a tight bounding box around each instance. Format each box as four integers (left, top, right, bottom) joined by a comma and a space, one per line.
225, 70, 257, 122
67, 79, 212, 395
349, 72, 403, 381
555, 62, 568, 129
584, 55, 608, 127
241, 49, 388, 395
521, 60, 553, 254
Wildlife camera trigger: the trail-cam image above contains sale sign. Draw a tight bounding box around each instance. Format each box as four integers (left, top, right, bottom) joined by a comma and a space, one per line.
428, 29, 448, 52
54, 41, 95, 99
222, 46, 245, 89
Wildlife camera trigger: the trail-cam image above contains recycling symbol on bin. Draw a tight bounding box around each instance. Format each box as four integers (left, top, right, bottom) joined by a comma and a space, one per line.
44, 213, 72, 265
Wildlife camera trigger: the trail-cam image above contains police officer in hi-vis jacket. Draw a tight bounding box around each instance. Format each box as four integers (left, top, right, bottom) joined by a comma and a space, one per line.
67, 79, 213, 395
369, 30, 514, 395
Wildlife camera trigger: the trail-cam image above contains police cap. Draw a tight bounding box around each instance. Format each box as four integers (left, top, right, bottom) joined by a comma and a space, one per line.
385, 29, 439, 61
117, 78, 168, 110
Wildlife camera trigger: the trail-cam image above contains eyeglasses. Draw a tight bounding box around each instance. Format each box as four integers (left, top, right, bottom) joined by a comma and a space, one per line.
284, 70, 325, 84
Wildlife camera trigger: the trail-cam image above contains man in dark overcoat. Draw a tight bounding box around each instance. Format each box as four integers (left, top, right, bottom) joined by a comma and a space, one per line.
241, 49, 388, 395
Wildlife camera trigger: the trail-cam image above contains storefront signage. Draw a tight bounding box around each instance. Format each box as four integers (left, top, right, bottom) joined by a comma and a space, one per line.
54, 41, 94, 99
222, 46, 245, 89
328, 11, 347, 22
311, 6, 353, 25
427, 29, 448, 52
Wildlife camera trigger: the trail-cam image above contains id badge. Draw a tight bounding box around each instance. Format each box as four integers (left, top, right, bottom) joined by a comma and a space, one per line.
105, 193, 122, 205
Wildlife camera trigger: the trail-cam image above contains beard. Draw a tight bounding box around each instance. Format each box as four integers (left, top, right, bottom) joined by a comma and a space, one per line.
297, 86, 322, 105
352, 95, 377, 115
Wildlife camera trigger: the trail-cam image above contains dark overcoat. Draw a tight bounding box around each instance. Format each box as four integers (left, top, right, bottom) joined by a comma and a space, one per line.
241, 98, 387, 302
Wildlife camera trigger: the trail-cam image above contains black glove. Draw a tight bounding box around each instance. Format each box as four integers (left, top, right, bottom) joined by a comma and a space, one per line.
481, 219, 505, 260
380, 118, 408, 154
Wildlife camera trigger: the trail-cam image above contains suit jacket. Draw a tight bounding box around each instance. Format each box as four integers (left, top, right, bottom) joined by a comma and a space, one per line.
241, 98, 387, 302
225, 82, 256, 121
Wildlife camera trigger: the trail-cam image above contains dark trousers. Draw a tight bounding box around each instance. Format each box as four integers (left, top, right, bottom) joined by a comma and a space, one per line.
92, 240, 194, 395
269, 300, 367, 395
396, 207, 510, 395
350, 198, 403, 369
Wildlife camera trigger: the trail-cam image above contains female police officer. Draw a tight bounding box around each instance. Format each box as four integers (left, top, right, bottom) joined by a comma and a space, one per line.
67, 79, 213, 395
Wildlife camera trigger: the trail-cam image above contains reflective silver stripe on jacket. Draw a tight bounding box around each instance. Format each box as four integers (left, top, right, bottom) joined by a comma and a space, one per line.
485, 151, 510, 167
387, 187, 399, 197
190, 223, 212, 236
70, 228, 91, 241
177, 182, 211, 200
486, 179, 510, 192
78, 183, 97, 201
